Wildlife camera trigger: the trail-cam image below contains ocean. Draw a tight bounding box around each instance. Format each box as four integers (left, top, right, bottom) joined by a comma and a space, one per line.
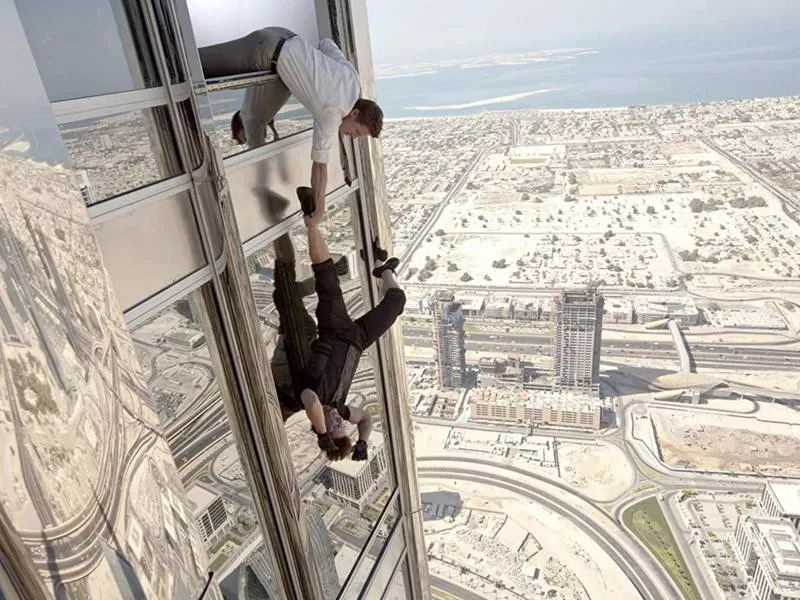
375, 41, 800, 119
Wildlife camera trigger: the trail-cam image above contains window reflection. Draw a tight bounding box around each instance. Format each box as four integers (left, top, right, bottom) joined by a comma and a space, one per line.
245, 199, 397, 595
16, 0, 161, 102
205, 86, 313, 158
384, 556, 411, 600
131, 288, 281, 598
60, 107, 182, 203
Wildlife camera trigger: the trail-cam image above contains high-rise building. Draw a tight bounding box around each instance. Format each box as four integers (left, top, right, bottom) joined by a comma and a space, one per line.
432, 290, 466, 389
0, 0, 429, 598
552, 288, 604, 390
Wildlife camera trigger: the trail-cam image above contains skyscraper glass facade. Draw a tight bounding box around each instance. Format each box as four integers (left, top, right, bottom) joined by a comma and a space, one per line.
0, 0, 429, 598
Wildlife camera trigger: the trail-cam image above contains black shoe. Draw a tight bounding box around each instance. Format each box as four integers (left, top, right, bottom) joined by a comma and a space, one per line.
360, 238, 389, 263
352, 440, 368, 461
296, 186, 315, 216
372, 257, 399, 278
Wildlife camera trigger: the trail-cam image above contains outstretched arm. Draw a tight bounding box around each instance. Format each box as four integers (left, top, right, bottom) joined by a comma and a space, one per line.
305, 220, 330, 263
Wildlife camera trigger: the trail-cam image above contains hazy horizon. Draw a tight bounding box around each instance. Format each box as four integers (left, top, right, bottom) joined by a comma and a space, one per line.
366, 0, 800, 65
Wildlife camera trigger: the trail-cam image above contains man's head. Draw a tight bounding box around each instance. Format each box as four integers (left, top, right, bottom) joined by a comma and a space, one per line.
231, 110, 246, 145
340, 98, 383, 138
322, 406, 353, 461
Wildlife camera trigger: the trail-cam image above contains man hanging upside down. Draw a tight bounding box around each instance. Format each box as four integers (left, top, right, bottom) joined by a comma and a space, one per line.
293, 188, 405, 461
269, 228, 374, 462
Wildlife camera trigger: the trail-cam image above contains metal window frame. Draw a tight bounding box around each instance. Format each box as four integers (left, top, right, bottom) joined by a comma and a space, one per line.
379, 553, 410, 600
222, 128, 314, 172
331, 0, 432, 597
51, 83, 191, 124
122, 264, 212, 328
357, 525, 407, 600
87, 173, 193, 223
336, 489, 401, 598
205, 71, 279, 93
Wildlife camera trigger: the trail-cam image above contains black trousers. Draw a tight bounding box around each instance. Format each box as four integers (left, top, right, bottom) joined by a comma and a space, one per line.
312, 258, 405, 351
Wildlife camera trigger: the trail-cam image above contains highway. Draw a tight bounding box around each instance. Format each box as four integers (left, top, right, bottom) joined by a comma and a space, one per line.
703, 137, 800, 226
403, 327, 800, 371
417, 465, 678, 600
398, 149, 487, 273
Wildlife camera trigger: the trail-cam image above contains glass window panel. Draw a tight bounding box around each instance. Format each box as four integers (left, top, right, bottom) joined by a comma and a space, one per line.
0, 9, 214, 596
15, 0, 161, 102
185, 0, 320, 49
245, 198, 398, 597
60, 106, 183, 203
206, 86, 313, 159
384, 556, 411, 600
131, 287, 282, 599
339, 504, 402, 600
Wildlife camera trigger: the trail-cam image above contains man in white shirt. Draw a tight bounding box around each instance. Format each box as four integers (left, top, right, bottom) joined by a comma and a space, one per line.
199, 28, 384, 221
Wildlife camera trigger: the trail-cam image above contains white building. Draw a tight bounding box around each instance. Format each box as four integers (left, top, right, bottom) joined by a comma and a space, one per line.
605, 296, 635, 324
327, 433, 389, 510
485, 296, 513, 319
186, 484, 231, 548
634, 296, 699, 326
470, 387, 604, 430
732, 517, 800, 600
762, 482, 800, 533
457, 294, 486, 318
513, 298, 540, 321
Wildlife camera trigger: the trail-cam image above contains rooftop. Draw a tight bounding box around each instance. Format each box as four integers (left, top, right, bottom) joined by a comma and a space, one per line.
185, 484, 218, 517
473, 387, 603, 411
327, 433, 384, 478
752, 518, 800, 581
769, 482, 800, 516
633, 295, 698, 316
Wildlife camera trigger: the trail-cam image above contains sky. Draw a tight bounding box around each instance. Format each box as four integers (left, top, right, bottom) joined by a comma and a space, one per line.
365, 0, 800, 64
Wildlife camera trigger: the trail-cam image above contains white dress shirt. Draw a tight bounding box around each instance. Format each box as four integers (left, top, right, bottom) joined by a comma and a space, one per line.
276, 36, 360, 164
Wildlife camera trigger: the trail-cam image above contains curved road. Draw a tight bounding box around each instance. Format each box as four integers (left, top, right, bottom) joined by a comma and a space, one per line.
418, 464, 678, 600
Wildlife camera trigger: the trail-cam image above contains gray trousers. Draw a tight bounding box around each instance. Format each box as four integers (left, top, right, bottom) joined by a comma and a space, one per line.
199, 27, 295, 147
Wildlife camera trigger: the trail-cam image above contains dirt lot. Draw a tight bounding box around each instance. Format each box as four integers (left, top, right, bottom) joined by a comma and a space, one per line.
557, 441, 635, 501
650, 407, 800, 476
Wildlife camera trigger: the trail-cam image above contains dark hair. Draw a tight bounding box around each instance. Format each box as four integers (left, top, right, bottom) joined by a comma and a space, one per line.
231, 110, 245, 144
326, 436, 353, 462
353, 98, 383, 138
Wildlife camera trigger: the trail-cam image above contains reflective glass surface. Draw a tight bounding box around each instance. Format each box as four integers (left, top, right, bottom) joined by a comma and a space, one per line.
131, 287, 281, 598
185, 0, 320, 48
244, 198, 398, 596
206, 87, 313, 159
15, 0, 161, 102
0, 6, 215, 597
60, 107, 183, 203
384, 556, 411, 600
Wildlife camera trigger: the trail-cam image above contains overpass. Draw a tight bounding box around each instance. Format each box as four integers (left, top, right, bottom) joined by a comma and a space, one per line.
667, 319, 694, 373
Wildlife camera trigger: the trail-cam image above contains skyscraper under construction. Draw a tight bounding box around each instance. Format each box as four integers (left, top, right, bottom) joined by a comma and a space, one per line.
552, 288, 604, 391
432, 290, 466, 389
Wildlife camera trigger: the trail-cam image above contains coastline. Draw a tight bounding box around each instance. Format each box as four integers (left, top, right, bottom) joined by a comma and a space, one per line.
384, 94, 800, 123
